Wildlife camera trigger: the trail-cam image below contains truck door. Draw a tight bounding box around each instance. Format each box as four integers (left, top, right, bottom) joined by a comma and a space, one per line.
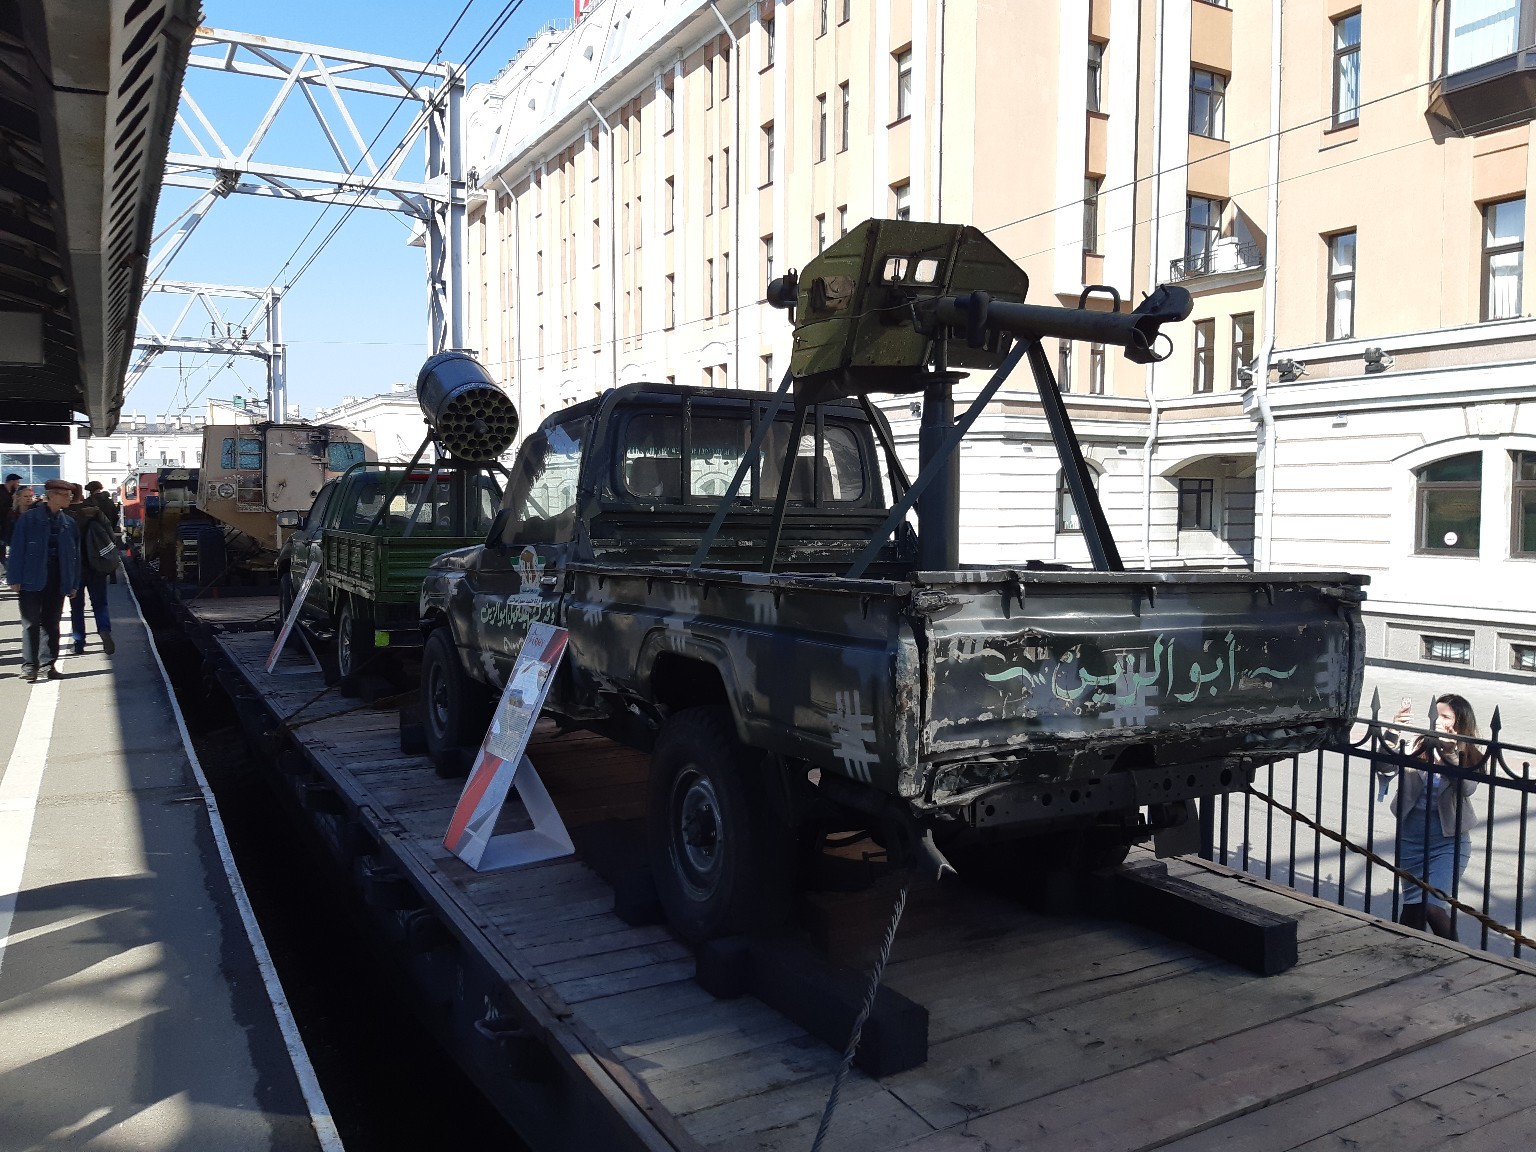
463, 418, 587, 686
289, 480, 336, 624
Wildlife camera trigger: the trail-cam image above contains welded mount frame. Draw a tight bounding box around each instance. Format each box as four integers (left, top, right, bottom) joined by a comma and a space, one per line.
154, 28, 466, 355
127, 281, 287, 420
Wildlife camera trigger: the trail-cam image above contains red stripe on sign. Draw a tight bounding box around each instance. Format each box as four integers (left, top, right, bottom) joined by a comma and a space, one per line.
444, 752, 503, 850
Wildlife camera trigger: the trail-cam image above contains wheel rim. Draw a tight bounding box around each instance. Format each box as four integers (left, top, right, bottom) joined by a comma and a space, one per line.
426, 655, 450, 737
668, 766, 725, 900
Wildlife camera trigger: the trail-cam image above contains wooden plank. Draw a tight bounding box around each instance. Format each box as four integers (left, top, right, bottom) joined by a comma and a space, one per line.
538, 939, 693, 985
1160, 1007, 1536, 1152
521, 923, 678, 968
895, 959, 1536, 1151
685, 1075, 931, 1152
553, 957, 699, 1005
641, 1033, 839, 1117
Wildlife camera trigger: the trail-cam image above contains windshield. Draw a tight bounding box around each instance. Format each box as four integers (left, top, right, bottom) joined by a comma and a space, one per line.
340, 468, 500, 536
500, 418, 588, 546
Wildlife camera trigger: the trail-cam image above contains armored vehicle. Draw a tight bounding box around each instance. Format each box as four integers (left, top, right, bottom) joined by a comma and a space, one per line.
418, 221, 1367, 943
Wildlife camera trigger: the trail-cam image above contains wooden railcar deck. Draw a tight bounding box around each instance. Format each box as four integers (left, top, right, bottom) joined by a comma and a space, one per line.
192, 596, 1536, 1152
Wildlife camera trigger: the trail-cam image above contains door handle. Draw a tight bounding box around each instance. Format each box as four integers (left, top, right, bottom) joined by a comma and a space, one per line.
540, 575, 559, 589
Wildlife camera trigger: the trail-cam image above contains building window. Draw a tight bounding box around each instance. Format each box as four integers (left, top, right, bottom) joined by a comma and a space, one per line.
820, 0, 829, 36
1083, 177, 1101, 254
720, 44, 730, 98
762, 234, 775, 295
1193, 319, 1215, 393
634, 194, 643, 248
721, 147, 730, 207
1333, 12, 1361, 127
594, 303, 602, 350
593, 218, 602, 265
1088, 343, 1106, 394
840, 82, 851, 151
664, 78, 675, 134
1416, 452, 1481, 553
817, 93, 828, 161
1087, 41, 1104, 112
1423, 635, 1472, 664
665, 273, 676, 328
706, 259, 715, 319
893, 181, 911, 221
723, 252, 731, 311
762, 122, 775, 185
665, 177, 675, 231
817, 213, 827, 253
705, 58, 714, 109
1057, 339, 1073, 392
1514, 450, 1536, 556
895, 48, 913, 120
763, 353, 775, 390
635, 286, 643, 345
1483, 196, 1524, 320
1178, 478, 1215, 531
1231, 313, 1255, 389
1445, 0, 1520, 73
1057, 468, 1102, 534
1186, 195, 1222, 271
1327, 230, 1357, 340
762, 15, 774, 68
838, 205, 848, 236
706, 156, 714, 214
0, 452, 61, 485
1513, 642, 1536, 672
109, 449, 118, 463
1190, 69, 1226, 139
841, 0, 851, 23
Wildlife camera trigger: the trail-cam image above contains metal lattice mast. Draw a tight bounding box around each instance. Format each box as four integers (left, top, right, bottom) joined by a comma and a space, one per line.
129, 282, 285, 417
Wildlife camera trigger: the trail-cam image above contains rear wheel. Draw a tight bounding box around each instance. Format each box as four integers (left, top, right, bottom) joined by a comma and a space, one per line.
647, 707, 793, 944
420, 627, 494, 778
336, 595, 373, 683
277, 569, 294, 622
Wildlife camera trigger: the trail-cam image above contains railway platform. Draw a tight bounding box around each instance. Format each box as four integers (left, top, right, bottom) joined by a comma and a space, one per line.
0, 582, 335, 1150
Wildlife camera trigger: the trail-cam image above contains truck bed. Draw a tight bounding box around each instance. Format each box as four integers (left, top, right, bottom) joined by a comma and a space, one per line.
325, 529, 484, 603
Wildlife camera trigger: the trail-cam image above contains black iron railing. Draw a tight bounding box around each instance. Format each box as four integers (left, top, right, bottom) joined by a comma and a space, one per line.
1205, 693, 1535, 957
1169, 240, 1263, 282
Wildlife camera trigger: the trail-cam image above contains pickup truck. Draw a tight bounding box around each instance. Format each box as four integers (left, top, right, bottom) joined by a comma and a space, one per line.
278, 461, 501, 681
418, 382, 1366, 942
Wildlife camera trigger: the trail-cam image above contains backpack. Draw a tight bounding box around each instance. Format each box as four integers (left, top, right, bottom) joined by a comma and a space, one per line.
84, 516, 120, 574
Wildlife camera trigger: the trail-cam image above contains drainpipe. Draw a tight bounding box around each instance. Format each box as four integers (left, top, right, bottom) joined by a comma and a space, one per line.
709, 1, 740, 389
495, 173, 525, 441
935, 0, 946, 221
1141, 0, 1167, 570
1252, 0, 1285, 571
587, 100, 620, 393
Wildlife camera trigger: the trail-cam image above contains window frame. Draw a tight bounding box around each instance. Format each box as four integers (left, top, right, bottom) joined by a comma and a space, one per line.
1193, 318, 1216, 394
1415, 451, 1482, 555
817, 93, 828, 162
1089, 342, 1106, 395
1189, 69, 1227, 139
1481, 196, 1525, 321
895, 48, 913, 122
1513, 450, 1536, 557
1083, 177, 1102, 255
1186, 194, 1223, 271
761, 14, 774, 70
839, 81, 851, 151
1178, 477, 1216, 532
1087, 40, 1104, 113
1056, 466, 1102, 534
762, 233, 774, 297
1057, 339, 1073, 393
1327, 229, 1357, 341
892, 181, 911, 221
1332, 11, 1362, 128
761, 122, 775, 187
1231, 312, 1255, 389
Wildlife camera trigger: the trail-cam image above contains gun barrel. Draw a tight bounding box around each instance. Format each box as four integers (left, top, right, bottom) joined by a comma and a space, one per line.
933, 285, 1192, 364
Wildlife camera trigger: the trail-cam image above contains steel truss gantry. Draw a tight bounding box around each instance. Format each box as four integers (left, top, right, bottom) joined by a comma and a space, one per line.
128, 282, 287, 419
148, 27, 467, 379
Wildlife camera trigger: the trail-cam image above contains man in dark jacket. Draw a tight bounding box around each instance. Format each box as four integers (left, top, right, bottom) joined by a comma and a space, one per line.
64, 490, 115, 655
6, 478, 81, 681
0, 473, 20, 563
85, 480, 119, 533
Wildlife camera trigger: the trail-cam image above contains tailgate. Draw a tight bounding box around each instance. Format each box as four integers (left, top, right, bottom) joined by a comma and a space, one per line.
919, 571, 1365, 764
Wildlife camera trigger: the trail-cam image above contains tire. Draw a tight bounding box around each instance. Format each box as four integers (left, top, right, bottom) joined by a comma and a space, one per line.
420, 627, 494, 778
278, 569, 295, 623
647, 707, 793, 944
336, 595, 373, 683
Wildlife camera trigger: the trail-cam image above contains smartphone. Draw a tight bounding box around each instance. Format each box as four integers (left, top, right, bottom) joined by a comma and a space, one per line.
1400, 695, 1412, 714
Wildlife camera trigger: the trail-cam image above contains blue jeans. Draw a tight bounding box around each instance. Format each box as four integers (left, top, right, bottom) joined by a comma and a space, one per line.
70, 569, 110, 643
19, 578, 63, 671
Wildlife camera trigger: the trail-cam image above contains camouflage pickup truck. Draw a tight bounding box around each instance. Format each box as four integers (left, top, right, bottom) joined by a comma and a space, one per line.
418, 221, 1367, 943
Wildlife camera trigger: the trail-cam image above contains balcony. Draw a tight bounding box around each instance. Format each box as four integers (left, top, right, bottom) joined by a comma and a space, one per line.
1428, 47, 1536, 136
1169, 237, 1263, 283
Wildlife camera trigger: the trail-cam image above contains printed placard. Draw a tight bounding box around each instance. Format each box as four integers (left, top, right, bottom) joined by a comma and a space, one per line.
265, 559, 322, 674
443, 624, 574, 871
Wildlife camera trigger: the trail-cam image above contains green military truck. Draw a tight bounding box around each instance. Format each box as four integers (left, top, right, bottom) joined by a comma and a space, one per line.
277, 462, 501, 681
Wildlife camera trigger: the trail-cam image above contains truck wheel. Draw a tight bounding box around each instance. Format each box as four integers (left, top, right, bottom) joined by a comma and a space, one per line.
647, 707, 792, 944
421, 627, 494, 778
337, 595, 373, 684
278, 570, 294, 622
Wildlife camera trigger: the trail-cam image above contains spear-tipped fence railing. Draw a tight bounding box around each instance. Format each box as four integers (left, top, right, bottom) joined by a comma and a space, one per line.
1204, 688, 1536, 957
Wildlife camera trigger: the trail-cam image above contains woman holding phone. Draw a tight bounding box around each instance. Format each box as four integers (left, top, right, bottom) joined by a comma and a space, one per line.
1377, 693, 1482, 939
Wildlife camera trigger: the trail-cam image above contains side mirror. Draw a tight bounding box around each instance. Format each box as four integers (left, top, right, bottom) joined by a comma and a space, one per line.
276, 510, 303, 529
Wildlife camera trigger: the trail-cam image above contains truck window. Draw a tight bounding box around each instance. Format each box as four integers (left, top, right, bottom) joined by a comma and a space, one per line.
619, 413, 682, 502
760, 419, 868, 505
501, 418, 588, 546
305, 481, 337, 528
327, 442, 367, 472
221, 437, 263, 470
690, 417, 751, 498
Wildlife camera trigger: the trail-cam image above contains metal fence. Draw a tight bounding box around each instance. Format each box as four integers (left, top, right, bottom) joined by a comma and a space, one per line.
1205, 698, 1535, 957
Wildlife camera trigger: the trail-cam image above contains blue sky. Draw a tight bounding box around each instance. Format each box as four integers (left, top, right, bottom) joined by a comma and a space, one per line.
130, 0, 572, 421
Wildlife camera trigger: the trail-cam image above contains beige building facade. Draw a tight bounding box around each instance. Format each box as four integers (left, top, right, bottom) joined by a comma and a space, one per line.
464, 0, 1536, 683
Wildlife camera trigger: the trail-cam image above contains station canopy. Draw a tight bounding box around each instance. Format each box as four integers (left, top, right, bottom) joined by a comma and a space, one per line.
0, 0, 197, 440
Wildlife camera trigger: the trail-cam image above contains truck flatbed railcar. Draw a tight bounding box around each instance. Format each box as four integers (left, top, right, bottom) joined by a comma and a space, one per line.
172, 592, 1536, 1152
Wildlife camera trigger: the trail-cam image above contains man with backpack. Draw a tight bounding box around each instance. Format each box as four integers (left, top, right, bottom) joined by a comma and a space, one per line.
64, 484, 118, 655
7, 479, 81, 680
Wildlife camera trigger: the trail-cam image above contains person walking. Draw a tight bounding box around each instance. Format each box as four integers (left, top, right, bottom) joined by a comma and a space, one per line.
6, 479, 81, 681
0, 473, 20, 565
64, 488, 117, 655
86, 480, 123, 584
1377, 693, 1482, 940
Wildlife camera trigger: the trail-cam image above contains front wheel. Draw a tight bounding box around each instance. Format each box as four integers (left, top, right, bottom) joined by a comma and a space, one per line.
278, 569, 295, 623
420, 627, 494, 778
647, 707, 792, 944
